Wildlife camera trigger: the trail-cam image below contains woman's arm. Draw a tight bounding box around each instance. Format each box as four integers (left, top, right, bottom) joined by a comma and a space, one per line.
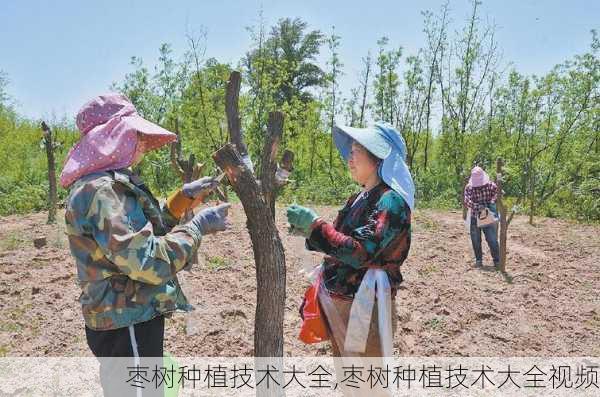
80, 180, 202, 285
306, 191, 411, 269
160, 188, 192, 231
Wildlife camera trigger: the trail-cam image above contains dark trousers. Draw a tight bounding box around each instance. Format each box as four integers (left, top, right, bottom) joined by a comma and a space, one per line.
85, 315, 165, 397
470, 215, 500, 264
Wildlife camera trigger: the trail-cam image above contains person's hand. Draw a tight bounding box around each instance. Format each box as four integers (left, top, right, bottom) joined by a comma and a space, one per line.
182, 176, 219, 199
189, 203, 232, 235
275, 166, 290, 186
286, 205, 319, 236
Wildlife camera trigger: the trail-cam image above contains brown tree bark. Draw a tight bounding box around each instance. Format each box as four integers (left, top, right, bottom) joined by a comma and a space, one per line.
40, 121, 57, 224
496, 158, 508, 273
213, 71, 293, 397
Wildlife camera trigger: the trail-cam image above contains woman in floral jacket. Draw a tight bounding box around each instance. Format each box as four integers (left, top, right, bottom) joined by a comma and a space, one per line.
287, 123, 414, 395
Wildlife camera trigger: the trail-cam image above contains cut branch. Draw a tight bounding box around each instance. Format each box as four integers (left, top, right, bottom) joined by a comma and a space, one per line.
225, 71, 248, 157
260, 112, 284, 217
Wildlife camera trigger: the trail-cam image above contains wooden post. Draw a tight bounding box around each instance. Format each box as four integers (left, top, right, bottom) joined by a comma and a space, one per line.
225, 71, 249, 158
461, 173, 470, 221
213, 71, 293, 397
496, 158, 508, 273
40, 121, 57, 224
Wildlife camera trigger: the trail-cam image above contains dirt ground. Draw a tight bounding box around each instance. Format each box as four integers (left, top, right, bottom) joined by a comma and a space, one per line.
0, 204, 598, 357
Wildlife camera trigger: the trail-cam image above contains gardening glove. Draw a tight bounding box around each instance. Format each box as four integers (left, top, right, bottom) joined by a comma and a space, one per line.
166, 189, 194, 220
275, 165, 290, 186
166, 177, 220, 220
182, 176, 219, 199
286, 204, 319, 237
189, 203, 232, 235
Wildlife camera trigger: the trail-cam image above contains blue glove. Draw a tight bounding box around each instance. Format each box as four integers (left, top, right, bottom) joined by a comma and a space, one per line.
182, 176, 219, 199
190, 203, 231, 235
286, 204, 319, 236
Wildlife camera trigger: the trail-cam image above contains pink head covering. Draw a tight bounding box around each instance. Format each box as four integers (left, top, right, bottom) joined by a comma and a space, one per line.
60, 93, 177, 188
468, 166, 490, 188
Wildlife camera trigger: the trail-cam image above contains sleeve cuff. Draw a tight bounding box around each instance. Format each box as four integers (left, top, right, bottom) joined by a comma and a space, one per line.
310, 217, 326, 231
166, 189, 195, 220
178, 223, 203, 246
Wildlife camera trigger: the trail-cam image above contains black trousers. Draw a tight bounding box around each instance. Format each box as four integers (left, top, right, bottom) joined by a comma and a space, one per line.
85, 316, 165, 397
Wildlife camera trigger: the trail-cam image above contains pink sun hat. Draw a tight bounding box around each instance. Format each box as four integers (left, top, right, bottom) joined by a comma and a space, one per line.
468, 166, 491, 188
59, 93, 177, 188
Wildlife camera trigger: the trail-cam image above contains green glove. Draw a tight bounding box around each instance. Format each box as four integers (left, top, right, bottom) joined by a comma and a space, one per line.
286, 204, 319, 236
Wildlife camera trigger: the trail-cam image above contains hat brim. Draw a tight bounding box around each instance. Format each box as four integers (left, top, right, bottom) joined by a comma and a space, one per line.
333, 124, 415, 211
123, 115, 177, 151
333, 125, 392, 161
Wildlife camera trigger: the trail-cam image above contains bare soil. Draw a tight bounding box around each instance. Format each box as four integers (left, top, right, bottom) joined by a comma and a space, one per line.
0, 204, 598, 357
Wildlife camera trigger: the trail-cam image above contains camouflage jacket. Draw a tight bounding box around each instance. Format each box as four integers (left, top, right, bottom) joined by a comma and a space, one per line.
65, 169, 201, 330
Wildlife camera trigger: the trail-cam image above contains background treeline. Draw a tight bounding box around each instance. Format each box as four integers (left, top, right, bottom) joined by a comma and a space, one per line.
1, 1, 598, 221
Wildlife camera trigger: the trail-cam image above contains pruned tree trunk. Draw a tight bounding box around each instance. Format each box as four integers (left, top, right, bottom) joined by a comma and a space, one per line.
213, 71, 293, 397
496, 158, 508, 273
461, 173, 470, 219
528, 170, 536, 225
40, 121, 57, 224
214, 144, 286, 358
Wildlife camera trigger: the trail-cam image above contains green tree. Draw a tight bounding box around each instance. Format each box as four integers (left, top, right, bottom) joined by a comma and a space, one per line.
244, 17, 325, 107
373, 37, 402, 123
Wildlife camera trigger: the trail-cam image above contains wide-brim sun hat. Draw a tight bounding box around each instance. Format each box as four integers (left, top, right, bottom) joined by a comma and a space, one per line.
60, 93, 177, 188
333, 122, 415, 210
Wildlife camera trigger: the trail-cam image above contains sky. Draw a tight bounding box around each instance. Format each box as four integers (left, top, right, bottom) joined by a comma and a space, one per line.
1, 0, 598, 121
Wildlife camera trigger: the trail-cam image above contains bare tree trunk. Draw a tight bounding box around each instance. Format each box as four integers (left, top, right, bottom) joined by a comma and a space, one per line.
225, 72, 249, 158
213, 71, 292, 397
528, 170, 535, 225
461, 174, 470, 221
214, 145, 286, 355
41, 122, 57, 224
496, 158, 508, 273
309, 127, 315, 178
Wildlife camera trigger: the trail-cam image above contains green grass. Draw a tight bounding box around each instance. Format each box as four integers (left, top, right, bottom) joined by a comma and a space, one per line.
413, 211, 441, 231
206, 255, 231, 270
418, 263, 440, 276
587, 313, 600, 329
0, 322, 22, 333
49, 220, 67, 249
0, 231, 26, 251
424, 317, 446, 331
0, 304, 33, 334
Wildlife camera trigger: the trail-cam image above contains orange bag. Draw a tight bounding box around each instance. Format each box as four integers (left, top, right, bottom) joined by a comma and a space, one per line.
298, 271, 329, 344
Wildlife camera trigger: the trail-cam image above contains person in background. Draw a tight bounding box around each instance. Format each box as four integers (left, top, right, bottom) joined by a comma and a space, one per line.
463, 166, 501, 269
